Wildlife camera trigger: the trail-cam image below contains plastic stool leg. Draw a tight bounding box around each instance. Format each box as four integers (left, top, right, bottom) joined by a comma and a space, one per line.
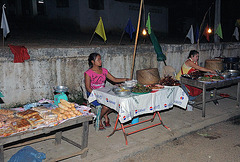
95, 105, 102, 131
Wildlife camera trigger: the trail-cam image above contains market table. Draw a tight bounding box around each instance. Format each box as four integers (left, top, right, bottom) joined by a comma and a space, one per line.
180, 76, 240, 117
88, 86, 188, 145
0, 115, 92, 162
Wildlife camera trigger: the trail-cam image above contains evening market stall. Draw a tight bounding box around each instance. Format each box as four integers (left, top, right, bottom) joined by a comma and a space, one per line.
0, 99, 94, 162
88, 84, 188, 145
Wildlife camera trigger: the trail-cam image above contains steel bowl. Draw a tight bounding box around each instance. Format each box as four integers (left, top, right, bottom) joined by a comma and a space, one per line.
224, 70, 240, 77
220, 72, 231, 79
53, 86, 68, 93
112, 86, 131, 97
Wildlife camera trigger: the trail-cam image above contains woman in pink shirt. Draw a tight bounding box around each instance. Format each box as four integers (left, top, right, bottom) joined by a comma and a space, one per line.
84, 53, 129, 130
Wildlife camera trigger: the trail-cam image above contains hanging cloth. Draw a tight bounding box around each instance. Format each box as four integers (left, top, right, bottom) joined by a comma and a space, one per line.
8, 44, 30, 63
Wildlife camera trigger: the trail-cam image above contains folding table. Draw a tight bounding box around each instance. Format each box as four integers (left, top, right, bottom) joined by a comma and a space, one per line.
180, 76, 240, 117
88, 86, 188, 145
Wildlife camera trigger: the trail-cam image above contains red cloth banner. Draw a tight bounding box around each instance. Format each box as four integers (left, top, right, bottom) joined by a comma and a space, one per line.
9, 44, 30, 63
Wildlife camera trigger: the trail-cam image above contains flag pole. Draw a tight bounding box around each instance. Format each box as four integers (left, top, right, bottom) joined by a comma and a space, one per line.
130, 0, 144, 79
119, 30, 125, 45
197, 3, 214, 49
2, 35, 4, 48
89, 32, 95, 45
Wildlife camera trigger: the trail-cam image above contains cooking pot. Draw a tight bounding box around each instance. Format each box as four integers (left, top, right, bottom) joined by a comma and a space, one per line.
223, 57, 239, 63
224, 70, 240, 77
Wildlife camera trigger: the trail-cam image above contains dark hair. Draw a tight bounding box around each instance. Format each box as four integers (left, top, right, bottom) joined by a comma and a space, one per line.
188, 50, 199, 59
88, 53, 100, 68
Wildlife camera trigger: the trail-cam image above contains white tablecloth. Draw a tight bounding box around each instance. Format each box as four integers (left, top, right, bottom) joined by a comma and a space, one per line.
88, 86, 188, 123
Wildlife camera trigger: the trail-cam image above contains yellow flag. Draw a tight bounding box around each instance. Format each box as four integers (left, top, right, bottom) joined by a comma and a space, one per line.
95, 17, 107, 42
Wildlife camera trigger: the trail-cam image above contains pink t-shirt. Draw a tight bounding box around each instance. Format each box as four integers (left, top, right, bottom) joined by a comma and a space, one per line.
84, 68, 108, 90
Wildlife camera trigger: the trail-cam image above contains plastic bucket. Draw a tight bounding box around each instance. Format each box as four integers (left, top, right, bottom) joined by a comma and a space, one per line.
131, 117, 139, 124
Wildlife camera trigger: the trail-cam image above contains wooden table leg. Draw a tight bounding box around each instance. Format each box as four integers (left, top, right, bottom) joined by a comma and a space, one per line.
81, 121, 89, 158
213, 88, 219, 105
0, 145, 4, 162
202, 84, 206, 117
55, 131, 62, 145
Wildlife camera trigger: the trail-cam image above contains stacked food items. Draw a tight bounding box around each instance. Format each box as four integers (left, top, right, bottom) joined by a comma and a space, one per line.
51, 99, 82, 121
145, 84, 164, 91
132, 83, 152, 93
0, 99, 83, 137
189, 71, 204, 79
159, 75, 180, 86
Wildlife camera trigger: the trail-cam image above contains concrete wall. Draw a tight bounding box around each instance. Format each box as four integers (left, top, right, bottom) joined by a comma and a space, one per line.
0, 43, 239, 107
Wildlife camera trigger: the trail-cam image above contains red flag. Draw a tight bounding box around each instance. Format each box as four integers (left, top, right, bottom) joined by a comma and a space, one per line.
203, 24, 210, 41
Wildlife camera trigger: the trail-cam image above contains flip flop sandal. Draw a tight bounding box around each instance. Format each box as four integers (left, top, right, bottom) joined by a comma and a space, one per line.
103, 121, 111, 128
99, 125, 106, 131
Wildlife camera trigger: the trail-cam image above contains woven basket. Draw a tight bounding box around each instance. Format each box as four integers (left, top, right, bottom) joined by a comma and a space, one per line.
205, 59, 223, 71
136, 68, 160, 85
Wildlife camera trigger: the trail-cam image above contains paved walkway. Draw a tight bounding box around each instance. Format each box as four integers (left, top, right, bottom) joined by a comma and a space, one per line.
4, 85, 240, 162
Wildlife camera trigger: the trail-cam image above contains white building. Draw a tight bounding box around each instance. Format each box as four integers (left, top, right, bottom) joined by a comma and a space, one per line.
4, 0, 168, 34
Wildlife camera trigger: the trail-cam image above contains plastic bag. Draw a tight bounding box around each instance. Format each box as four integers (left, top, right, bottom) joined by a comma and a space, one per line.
9, 146, 46, 162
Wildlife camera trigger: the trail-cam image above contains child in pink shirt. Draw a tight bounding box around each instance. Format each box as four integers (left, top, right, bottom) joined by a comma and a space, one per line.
84, 53, 129, 130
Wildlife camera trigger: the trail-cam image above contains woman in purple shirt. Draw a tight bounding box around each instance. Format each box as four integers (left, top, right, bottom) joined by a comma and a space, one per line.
84, 53, 129, 130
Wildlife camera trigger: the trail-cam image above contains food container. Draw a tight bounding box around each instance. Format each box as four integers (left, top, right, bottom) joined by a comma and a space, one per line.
221, 72, 231, 79
123, 80, 137, 89
53, 86, 68, 93
224, 70, 240, 77
112, 86, 131, 97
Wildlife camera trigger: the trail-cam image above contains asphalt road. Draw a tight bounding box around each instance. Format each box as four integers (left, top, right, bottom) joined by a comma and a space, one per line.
123, 115, 240, 162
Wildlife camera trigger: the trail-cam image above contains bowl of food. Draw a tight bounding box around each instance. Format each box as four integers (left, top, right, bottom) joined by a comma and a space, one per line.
112, 86, 131, 97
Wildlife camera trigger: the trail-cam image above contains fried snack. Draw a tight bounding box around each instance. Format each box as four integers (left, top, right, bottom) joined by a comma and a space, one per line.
26, 114, 45, 127
70, 103, 75, 108
41, 112, 58, 120
60, 99, 72, 107
32, 106, 50, 114
62, 114, 67, 120
55, 107, 65, 113
16, 109, 39, 118
0, 114, 8, 122
41, 112, 58, 126
5, 117, 21, 125
57, 116, 63, 121
0, 127, 16, 137
0, 109, 15, 117
51, 110, 60, 116
58, 103, 69, 110
10, 118, 31, 132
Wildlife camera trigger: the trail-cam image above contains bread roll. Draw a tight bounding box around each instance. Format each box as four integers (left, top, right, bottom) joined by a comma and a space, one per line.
60, 99, 72, 107
58, 103, 69, 110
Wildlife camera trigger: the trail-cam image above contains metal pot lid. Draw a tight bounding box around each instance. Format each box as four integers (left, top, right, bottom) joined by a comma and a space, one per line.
53, 86, 68, 92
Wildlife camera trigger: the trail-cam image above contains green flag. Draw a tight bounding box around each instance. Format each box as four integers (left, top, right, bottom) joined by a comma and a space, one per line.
235, 19, 240, 28
146, 12, 151, 34
149, 30, 166, 61
215, 23, 223, 39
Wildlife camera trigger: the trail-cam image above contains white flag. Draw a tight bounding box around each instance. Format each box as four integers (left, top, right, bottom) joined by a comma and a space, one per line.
233, 26, 239, 41
1, 4, 10, 38
186, 25, 194, 44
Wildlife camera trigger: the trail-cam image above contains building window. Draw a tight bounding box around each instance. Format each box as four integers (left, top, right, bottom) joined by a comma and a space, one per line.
56, 0, 69, 8
89, 0, 104, 10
